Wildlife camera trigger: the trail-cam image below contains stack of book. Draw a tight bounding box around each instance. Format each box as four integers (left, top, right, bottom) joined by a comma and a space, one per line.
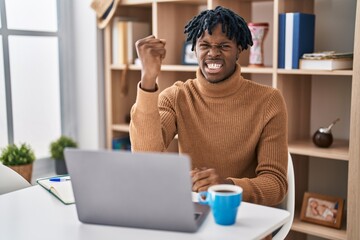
299, 51, 353, 70
112, 17, 151, 65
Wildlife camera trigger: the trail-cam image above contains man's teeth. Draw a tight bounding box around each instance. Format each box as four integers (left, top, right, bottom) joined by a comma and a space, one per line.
207, 63, 222, 69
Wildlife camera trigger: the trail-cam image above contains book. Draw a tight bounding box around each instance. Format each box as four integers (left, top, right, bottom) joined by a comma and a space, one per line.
112, 18, 128, 65
37, 175, 75, 205
278, 13, 286, 69
112, 18, 150, 65
299, 58, 353, 70
278, 12, 315, 69
112, 136, 131, 150
302, 51, 354, 60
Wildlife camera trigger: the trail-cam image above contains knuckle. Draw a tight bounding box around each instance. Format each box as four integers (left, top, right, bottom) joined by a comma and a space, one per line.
198, 186, 209, 192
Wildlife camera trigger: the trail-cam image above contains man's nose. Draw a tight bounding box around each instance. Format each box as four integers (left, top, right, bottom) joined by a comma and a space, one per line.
207, 45, 221, 57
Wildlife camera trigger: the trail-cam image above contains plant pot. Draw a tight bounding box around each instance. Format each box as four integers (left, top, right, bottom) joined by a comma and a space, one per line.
9, 163, 33, 183
55, 159, 68, 175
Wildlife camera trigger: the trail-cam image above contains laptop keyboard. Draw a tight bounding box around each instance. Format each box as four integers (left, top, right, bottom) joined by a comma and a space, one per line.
194, 212, 201, 220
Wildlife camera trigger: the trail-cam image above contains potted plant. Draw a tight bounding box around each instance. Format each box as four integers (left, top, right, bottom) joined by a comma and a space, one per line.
0, 143, 36, 183
50, 136, 78, 174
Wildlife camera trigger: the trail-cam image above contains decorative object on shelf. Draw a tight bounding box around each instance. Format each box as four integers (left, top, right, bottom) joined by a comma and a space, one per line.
247, 22, 269, 67
278, 12, 315, 69
182, 42, 198, 65
91, 0, 120, 29
50, 136, 78, 175
0, 143, 36, 183
119, 64, 129, 97
300, 192, 344, 229
312, 118, 340, 148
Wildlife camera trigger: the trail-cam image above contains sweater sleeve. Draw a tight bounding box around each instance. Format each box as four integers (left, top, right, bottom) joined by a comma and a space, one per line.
229, 89, 288, 206
129, 83, 177, 152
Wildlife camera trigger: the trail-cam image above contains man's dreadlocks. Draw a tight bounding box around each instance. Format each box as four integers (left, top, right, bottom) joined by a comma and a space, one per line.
184, 6, 253, 51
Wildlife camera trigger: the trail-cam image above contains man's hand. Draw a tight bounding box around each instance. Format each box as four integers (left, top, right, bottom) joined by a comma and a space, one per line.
135, 35, 166, 91
191, 168, 225, 192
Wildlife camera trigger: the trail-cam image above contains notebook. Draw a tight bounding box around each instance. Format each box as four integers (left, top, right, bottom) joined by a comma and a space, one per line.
37, 175, 74, 205
64, 149, 209, 233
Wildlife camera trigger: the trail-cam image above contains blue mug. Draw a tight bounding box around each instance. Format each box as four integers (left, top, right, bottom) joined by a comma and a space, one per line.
198, 184, 243, 225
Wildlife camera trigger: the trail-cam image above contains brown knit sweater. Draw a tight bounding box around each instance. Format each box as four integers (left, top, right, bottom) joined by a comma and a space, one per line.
130, 64, 288, 206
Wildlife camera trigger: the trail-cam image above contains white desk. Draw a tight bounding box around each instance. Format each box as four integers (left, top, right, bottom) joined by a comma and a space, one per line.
0, 186, 290, 240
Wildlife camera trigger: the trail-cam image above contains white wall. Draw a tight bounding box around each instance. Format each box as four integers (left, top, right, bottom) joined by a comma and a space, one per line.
72, 0, 104, 149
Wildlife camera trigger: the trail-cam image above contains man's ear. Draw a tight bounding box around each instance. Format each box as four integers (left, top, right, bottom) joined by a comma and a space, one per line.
236, 46, 242, 60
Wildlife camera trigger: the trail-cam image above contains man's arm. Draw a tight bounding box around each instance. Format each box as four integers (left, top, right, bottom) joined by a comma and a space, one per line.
130, 35, 177, 152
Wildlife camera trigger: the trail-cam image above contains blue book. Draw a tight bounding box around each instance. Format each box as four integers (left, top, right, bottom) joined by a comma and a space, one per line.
278, 13, 315, 69
278, 14, 286, 68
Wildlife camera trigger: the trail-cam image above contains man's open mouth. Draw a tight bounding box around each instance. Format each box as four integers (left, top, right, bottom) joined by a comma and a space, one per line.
207, 63, 222, 69
205, 61, 223, 73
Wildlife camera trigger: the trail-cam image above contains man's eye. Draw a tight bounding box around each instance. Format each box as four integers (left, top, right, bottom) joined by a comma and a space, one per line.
220, 44, 230, 49
199, 44, 210, 49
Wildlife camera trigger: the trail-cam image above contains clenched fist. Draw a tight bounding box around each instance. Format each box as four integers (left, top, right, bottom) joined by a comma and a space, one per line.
135, 35, 166, 91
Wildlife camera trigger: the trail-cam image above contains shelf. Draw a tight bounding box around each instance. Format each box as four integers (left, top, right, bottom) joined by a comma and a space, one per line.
111, 125, 350, 160
277, 69, 353, 76
156, 0, 207, 4
111, 65, 353, 76
109, 129, 351, 161
242, 66, 273, 74
161, 65, 198, 72
121, 0, 153, 6
104, 1, 360, 238
111, 64, 273, 74
121, 0, 271, 4
288, 139, 349, 161
292, 215, 347, 240
112, 124, 130, 132
111, 64, 141, 71
111, 64, 197, 71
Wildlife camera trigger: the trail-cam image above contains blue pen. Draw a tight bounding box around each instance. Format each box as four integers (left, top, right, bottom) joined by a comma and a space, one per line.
49, 177, 70, 182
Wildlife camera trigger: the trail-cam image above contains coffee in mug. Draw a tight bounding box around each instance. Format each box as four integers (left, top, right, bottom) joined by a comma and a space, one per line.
198, 184, 243, 225
215, 190, 236, 193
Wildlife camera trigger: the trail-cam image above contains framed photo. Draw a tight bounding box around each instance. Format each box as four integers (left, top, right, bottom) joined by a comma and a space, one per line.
182, 42, 198, 65
300, 192, 344, 229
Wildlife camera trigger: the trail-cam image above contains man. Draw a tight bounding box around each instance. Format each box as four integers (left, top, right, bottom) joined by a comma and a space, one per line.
130, 6, 288, 207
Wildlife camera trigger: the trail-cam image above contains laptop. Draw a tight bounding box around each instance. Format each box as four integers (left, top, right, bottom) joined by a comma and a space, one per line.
64, 149, 209, 233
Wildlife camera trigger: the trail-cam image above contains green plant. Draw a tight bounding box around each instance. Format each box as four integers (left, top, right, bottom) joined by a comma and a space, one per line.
0, 143, 36, 166
50, 136, 78, 160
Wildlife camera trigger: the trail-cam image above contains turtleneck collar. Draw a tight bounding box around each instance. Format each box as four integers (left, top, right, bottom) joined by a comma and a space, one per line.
194, 63, 245, 98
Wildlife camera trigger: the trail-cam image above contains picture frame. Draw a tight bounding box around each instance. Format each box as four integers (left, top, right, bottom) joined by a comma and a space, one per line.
300, 192, 344, 229
182, 42, 198, 65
